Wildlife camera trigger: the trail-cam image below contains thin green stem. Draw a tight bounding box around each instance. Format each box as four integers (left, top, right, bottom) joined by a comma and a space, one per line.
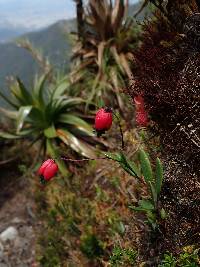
113, 112, 125, 150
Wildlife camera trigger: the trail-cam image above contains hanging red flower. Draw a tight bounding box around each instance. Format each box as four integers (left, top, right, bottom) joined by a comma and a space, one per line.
94, 107, 113, 134
38, 159, 58, 183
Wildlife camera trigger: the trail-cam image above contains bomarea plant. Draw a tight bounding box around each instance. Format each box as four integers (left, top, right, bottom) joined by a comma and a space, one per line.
105, 148, 166, 230
0, 73, 99, 176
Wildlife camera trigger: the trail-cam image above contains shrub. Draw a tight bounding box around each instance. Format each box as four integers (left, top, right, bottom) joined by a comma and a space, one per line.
128, 0, 200, 250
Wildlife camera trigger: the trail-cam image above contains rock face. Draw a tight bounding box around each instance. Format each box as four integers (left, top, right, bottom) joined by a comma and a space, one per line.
129, 0, 200, 256
0, 241, 4, 257
0, 226, 18, 242
0, 174, 36, 267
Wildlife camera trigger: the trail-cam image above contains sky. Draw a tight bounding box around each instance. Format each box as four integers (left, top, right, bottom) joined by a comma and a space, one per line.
0, 0, 139, 30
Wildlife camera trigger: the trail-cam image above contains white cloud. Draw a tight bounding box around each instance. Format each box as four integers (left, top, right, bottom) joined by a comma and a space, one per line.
0, 0, 76, 29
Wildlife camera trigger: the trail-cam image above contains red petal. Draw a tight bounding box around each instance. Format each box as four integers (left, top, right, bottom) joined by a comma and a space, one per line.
43, 162, 58, 181
134, 95, 145, 111
95, 108, 112, 131
136, 111, 148, 126
134, 95, 144, 105
38, 159, 54, 175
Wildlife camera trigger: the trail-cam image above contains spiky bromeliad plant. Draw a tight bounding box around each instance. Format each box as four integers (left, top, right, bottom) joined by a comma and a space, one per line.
0, 74, 99, 176
70, 0, 141, 108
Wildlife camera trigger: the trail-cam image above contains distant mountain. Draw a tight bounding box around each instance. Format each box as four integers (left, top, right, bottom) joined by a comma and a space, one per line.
0, 1, 150, 107
0, 26, 30, 43
0, 0, 75, 42
0, 19, 75, 106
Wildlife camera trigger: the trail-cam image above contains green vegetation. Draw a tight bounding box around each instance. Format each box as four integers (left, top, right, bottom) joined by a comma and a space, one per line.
109, 246, 137, 266
105, 148, 165, 230
159, 248, 199, 267
0, 0, 199, 266
0, 73, 99, 175
0, 20, 74, 107
70, 0, 141, 107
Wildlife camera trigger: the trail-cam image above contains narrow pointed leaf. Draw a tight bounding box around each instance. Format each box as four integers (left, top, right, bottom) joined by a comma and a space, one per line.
139, 149, 153, 182
0, 131, 22, 139
111, 0, 124, 32
57, 128, 97, 158
126, 159, 141, 178
149, 181, 157, 208
0, 108, 18, 119
160, 208, 167, 219
16, 106, 32, 133
131, 199, 154, 212
16, 77, 33, 104
33, 72, 49, 105
0, 91, 18, 108
46, 139, 68, 177
51, 78, 69, 100
119, 152, 140, 178
104, 152, 122, 162
44, 124, 57, 138
58, 114, 91, 129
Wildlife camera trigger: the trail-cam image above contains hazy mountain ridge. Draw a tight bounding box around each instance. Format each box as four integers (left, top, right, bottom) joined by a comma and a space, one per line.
0, 19, 75, 106
0, 2, 149, 106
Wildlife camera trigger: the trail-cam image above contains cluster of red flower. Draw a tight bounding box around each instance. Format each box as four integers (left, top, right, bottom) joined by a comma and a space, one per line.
134, 95, 148, 127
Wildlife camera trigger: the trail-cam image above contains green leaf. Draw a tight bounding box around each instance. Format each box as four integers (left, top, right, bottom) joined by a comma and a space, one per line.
17, 128, 35, 136
0, 131, 22, 139
119, 152, 140, 178
97, 98, 105, 108
28, 106, 46, 128
57, 128, 97, 158
155, 157, 164, 196
0, 91, 18, 108
160, 208, 167, 219
149, 181, 157, 207
126, 159, 141, 178
16, 106, 32, 133
16, 77, 33, 104
46, 139, 68, 177
104, 152, 122, 162
0, 108, 18, 119
58, 114, 91, 130
129, 199, 154, 212
60, 98, 86, 109
51, 78, 69, 100
139, 149, 153, 182
120, 163, 138, 177
105, 151, 140, 177
44, 124, 57, 138
136, 199, 154, 211
33, 72, 49, 106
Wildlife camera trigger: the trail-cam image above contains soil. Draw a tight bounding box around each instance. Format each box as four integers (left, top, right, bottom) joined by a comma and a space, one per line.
0, 160, 37, 267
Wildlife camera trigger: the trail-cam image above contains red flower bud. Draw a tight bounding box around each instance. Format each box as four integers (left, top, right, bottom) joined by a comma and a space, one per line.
38, 159, 58, 181
134, 95, 145, 111
94, 107, 112, 132
136, 111, 148, 127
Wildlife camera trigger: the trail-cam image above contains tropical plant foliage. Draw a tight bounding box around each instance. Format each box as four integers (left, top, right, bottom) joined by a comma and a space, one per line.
105, 148, 165, 230
70, 0, 141, 108
0, 74, 99, 175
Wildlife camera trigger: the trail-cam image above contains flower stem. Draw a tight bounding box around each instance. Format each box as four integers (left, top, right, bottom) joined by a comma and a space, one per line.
112, 112, 125, 150
55, 157, 107, 162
